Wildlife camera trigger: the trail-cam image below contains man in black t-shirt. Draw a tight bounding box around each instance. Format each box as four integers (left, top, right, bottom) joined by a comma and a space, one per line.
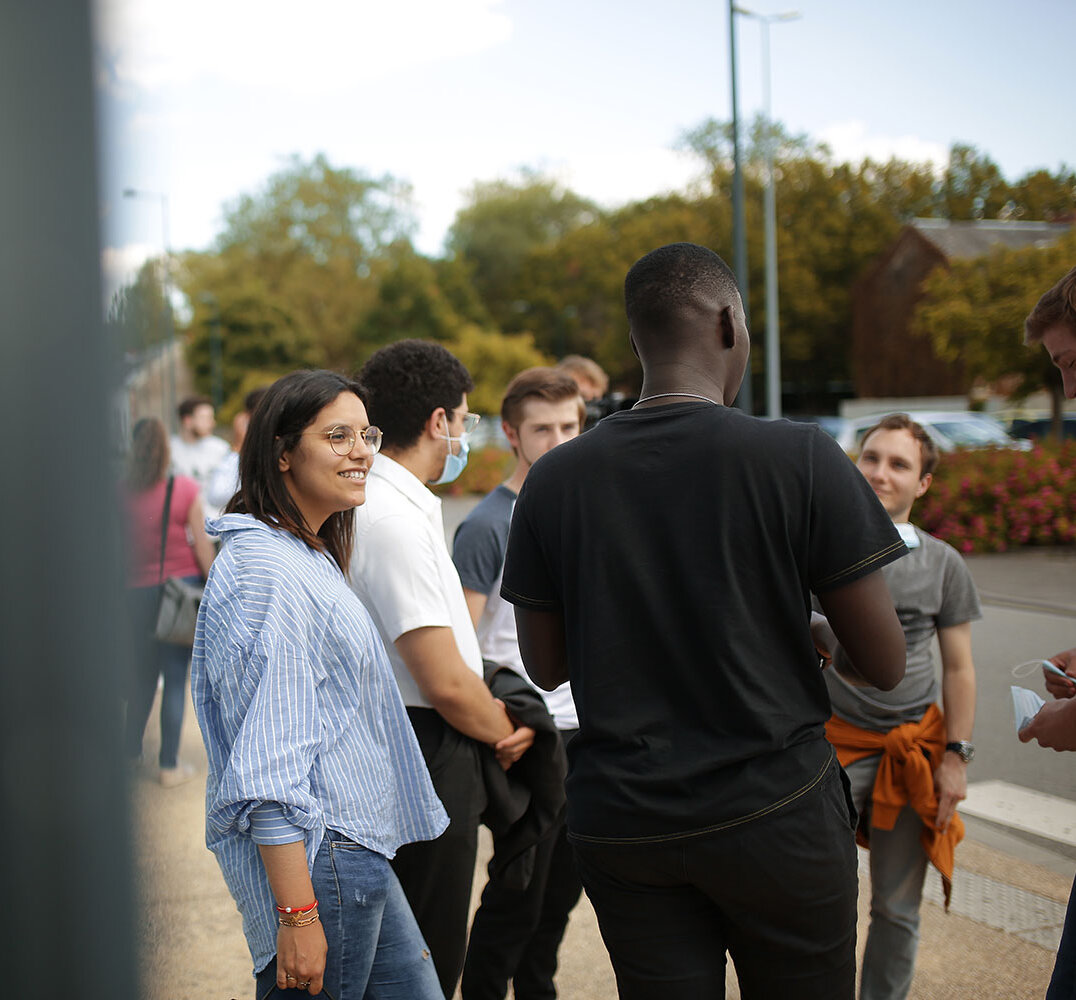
500, 242, 908, 1000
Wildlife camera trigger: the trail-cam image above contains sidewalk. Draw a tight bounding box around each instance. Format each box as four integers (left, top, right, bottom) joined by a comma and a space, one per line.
132, 545, 1076, 999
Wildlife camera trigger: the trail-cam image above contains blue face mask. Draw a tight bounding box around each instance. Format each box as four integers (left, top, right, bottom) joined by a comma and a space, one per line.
431, 428, 470, 485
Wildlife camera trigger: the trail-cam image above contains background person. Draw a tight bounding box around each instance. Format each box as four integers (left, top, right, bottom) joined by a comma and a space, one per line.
121, 417, 215, 786
191, 369, 447, 999
349, 339, 534, 998
171, 395, 230, 516
820, 413, 980, 1000
554, 355, 607, 402
501, 243, 907, 999
206, 385, 270, 512
454, 367, 585, 1000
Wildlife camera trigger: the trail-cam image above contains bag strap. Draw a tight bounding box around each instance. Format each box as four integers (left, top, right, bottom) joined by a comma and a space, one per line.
158, 475, 175, 585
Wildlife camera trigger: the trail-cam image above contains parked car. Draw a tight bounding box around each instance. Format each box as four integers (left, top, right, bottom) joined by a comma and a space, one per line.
835, 411, 1031, 455
1004, 413, 1076, 442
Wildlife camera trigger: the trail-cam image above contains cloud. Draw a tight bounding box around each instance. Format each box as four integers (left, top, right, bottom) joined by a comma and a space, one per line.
816, 121, 948, 169
96, 0, 512, 96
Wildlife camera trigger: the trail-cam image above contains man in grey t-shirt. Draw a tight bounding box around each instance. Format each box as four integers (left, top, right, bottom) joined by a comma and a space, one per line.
822, 414, 980, 1000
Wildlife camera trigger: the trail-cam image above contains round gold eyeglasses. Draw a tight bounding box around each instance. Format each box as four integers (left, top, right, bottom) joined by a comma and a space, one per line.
303, 424, 382, 456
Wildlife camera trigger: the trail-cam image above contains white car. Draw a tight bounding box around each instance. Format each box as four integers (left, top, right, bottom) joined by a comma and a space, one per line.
835, 410, 1031, 455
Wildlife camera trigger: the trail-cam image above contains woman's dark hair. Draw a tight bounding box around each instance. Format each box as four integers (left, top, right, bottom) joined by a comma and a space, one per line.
126, 417, 170, 491
226, 369, 366, 573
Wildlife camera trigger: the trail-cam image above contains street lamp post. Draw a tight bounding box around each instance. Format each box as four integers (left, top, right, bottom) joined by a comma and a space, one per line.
732, 6, 801, 419
728, 0, 752, 414
123, 187, 177, 429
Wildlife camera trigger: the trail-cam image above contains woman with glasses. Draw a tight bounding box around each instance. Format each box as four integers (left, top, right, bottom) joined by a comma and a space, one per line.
121, 416, 215, 786
191, 369, 447, 999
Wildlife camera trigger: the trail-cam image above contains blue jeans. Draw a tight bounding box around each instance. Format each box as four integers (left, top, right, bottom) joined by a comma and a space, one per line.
124, 579, 198, 768
256, 832, 442, 1000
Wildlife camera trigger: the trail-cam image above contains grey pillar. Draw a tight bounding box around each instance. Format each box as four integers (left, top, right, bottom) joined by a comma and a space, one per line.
0, 3, 138, 997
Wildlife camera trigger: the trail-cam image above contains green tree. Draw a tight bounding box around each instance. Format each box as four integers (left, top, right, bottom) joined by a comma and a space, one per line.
914, 229, 1076, 430
446, 172, 600, 332
936, 144, 1011, 219
443, 324, 552, 414
1006, 167, 1076, 221
178, 154, 417, 389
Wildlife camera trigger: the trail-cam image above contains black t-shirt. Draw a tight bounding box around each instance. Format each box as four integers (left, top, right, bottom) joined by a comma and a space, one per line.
501, 402, 905, 841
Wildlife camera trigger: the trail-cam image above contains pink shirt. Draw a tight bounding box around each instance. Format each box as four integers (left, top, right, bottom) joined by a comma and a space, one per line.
123, 476, 203, 587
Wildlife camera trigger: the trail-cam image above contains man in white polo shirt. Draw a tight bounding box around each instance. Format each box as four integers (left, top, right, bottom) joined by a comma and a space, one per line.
350, 339, 534, 999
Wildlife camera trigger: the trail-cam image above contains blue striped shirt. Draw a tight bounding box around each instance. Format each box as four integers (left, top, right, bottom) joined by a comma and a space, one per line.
191, 514, 448, 974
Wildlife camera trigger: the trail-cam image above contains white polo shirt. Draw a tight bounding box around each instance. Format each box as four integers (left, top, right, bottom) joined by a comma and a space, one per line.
349, 454, 484, 709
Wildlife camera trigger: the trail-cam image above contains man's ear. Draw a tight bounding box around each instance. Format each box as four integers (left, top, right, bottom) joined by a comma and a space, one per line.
425, 406, 447, 439
719, 305, 737, 350
629, 332, 640, 360
502, 419, 520, 453
916, 472, 933, 498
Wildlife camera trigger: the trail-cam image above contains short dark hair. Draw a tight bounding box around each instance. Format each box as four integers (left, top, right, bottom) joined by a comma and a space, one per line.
126, 417, 170, 491
501, 367, 585, 429
226, 370, 365, 573
624, 243, 740, 334
1025, 265, 1076, 344
359, 340, 474, 451
178, 395, 213, 421
860, 413, 939, 479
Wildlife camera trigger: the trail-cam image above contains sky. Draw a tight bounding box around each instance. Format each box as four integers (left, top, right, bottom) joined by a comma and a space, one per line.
94, 0, 1075, 296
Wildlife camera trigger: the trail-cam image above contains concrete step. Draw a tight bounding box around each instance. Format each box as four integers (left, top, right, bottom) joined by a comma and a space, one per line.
963, 780, 1076, 850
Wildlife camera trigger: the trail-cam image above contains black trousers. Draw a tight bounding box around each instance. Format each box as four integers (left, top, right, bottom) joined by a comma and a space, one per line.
1047, 874, 1076, 999
570, 757, 859, 1000
392, 708, 484, 999
462, 730, 583, 1000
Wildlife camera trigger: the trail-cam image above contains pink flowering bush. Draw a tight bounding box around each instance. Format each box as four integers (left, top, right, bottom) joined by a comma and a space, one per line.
917, 442, 1076, 553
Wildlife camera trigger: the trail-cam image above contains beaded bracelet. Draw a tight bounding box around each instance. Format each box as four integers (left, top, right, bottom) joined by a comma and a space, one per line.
276, 899, 318, 915
279, 911, 320, 929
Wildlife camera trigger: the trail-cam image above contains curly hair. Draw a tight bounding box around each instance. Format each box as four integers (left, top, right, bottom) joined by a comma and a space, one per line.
1025, 265, 1076, 343
358, 340, 474, 451
126, 417, 170, 491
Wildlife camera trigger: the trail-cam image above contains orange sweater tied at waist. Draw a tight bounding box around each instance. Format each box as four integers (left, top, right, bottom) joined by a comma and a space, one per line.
826, 703, 963, 910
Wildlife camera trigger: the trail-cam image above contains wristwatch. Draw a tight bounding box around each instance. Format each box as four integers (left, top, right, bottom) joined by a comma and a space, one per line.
945, 740, 975, 763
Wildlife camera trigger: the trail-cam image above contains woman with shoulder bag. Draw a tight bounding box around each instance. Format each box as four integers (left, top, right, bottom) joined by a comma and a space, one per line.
191, 370, 447, 999
121, 416, 215, 786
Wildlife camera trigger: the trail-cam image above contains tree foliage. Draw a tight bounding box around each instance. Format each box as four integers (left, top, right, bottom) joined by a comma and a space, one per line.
163, 140, 1075, 422
914, 229, 1076, 423
447, 172, 600, 333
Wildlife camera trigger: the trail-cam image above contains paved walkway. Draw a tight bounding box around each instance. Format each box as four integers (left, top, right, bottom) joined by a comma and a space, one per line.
132, 544, 1076, 998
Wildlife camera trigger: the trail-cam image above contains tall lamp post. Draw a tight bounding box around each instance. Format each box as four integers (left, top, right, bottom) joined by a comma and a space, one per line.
732, 6, 800, 418
728, 0, 752, 413
123, 187, 177, 429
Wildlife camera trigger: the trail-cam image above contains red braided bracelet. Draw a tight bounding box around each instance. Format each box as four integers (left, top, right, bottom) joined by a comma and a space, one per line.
276, 898, 318, 915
